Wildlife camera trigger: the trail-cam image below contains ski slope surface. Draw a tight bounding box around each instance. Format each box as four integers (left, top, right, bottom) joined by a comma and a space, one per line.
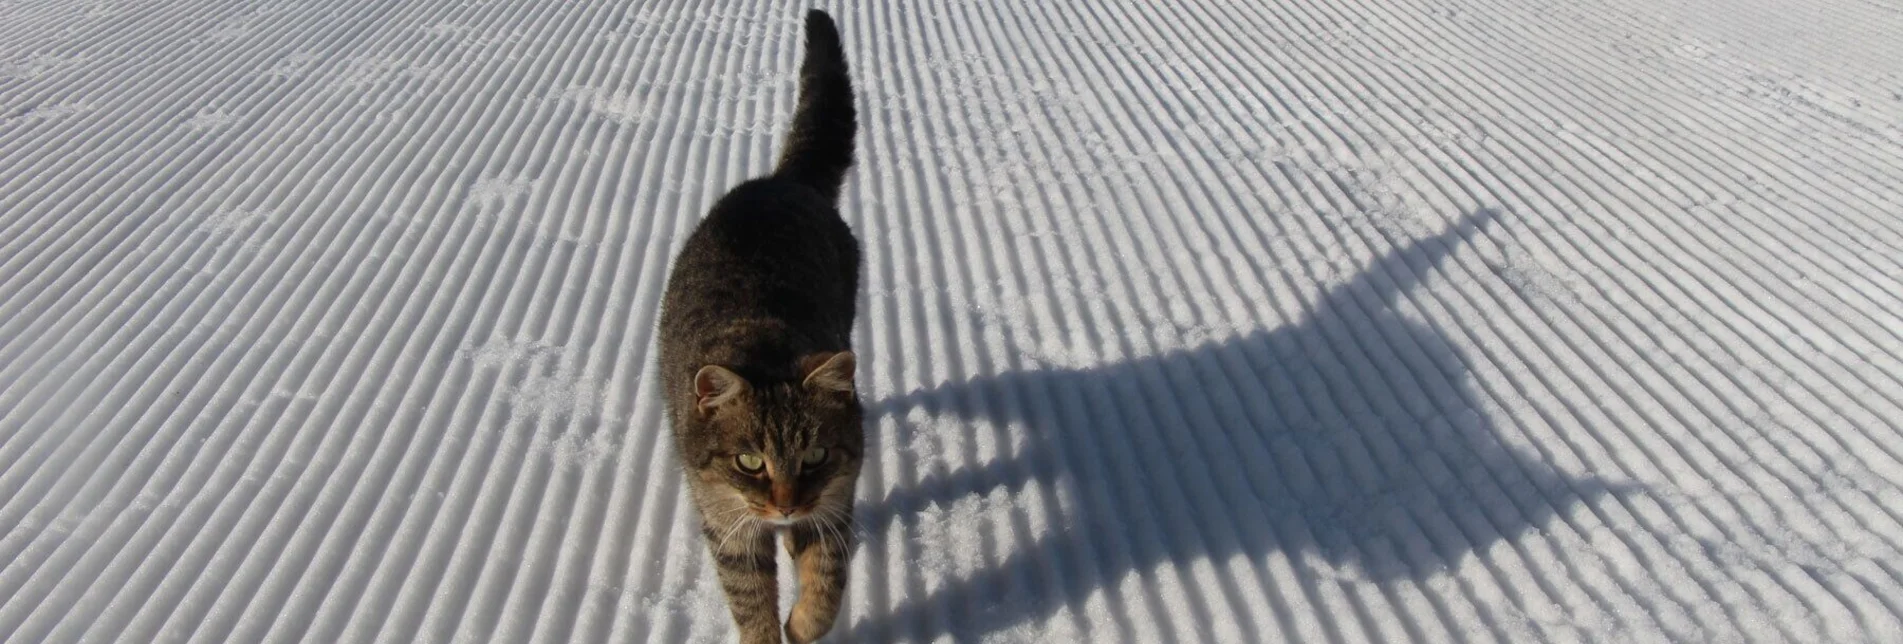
3, 0, 1903, 641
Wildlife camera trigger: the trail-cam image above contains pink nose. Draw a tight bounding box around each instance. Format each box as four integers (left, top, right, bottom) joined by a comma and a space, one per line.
776, 506, 798, 517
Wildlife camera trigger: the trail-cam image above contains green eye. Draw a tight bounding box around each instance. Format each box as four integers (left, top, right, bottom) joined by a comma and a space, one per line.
801, 447, 828, 466
735, 453, 765, 473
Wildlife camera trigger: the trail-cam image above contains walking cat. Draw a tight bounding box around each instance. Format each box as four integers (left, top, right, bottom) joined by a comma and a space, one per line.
655, 10, 861, 644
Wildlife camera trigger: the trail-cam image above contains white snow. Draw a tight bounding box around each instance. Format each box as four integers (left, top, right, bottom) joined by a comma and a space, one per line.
3, 0, 1902, 642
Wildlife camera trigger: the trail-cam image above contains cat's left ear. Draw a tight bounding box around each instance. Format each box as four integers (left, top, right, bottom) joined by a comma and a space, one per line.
694, 365, 750, 415
799, 351, 855, 395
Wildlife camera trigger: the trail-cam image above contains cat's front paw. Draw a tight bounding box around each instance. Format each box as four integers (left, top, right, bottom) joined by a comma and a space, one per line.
783, 604, 836, 644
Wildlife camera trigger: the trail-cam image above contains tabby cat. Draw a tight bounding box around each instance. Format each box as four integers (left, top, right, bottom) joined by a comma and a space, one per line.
654, 10, 862, 644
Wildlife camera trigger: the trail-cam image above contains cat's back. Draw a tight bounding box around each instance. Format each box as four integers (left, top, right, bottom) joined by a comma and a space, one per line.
671, 178, 856, 286
658, 177, 859, 345
696, 178, 854, 256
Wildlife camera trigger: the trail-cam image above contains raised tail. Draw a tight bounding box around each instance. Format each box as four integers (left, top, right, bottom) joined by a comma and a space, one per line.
776, 10, 856, 203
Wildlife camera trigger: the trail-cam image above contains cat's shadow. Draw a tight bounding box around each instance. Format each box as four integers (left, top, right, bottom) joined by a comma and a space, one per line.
848, 209, 1634, 641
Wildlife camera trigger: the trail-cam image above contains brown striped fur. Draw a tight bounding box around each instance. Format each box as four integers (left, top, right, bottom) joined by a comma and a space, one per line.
655, 9, 861, 644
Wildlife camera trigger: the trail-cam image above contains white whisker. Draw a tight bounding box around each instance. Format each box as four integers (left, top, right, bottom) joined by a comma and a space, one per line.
814, 505, 851, 555
713, 513, 751, 561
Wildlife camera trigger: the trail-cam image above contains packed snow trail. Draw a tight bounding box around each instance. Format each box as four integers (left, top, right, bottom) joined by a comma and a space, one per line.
1, 0, 1901, 642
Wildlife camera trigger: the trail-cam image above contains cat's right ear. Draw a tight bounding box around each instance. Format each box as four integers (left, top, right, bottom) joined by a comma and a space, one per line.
694, 365, 749, 415
799, 351, 855, 397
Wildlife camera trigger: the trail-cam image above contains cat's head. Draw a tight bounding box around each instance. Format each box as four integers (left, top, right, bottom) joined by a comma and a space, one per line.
688, 351, 863, 526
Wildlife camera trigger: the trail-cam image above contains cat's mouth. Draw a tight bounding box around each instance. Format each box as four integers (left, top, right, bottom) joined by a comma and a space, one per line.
748, 504, 814, 524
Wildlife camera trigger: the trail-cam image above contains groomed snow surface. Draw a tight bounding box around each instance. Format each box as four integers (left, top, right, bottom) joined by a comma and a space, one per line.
3, 0, 1902, 641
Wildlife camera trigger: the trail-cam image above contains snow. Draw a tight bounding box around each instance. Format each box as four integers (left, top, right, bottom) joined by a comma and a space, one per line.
3, 0, 1902, 642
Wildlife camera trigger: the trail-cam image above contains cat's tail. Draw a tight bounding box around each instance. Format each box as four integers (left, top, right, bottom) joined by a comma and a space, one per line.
775, 10, 856, 203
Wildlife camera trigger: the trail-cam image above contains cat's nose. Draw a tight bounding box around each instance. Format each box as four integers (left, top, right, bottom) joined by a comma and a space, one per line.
775, 505, 798, 517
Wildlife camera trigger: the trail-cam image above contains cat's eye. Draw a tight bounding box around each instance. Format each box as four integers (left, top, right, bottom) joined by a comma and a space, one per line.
801, 447, 828, 466
734, 453, 765, 474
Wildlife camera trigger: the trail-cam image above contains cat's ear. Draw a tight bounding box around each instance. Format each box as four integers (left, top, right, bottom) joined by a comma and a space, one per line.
799, 351, 855, 395
694, 365, 749, 415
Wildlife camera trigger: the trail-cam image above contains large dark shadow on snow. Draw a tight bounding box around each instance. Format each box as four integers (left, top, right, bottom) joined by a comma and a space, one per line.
849, 209, 1632, 641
